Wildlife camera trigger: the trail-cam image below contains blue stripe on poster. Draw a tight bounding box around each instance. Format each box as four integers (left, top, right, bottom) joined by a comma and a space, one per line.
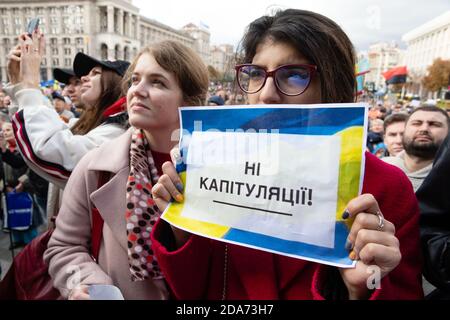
181, 107, 365, 136
222, 221, 352, 265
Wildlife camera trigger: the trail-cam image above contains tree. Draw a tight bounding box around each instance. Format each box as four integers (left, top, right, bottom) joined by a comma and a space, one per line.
422, 58, 450, 94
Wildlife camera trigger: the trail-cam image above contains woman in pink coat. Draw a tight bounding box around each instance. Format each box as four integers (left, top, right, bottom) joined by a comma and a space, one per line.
44, 41, 209, 299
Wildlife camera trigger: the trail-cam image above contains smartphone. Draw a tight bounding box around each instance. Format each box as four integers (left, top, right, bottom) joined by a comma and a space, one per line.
27, 18, 40, 36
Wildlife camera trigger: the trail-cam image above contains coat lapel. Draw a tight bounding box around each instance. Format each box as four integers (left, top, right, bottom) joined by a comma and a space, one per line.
87, 128, 133, 252
90, 168, 129, 252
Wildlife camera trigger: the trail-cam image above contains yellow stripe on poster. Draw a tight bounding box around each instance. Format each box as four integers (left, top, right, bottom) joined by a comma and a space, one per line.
335, 126, 364, 226
162, 171, 230, 238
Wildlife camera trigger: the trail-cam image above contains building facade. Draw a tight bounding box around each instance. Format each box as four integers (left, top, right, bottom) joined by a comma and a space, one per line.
181, 23, 211, 66
402, 11, 450, 96
210, 44, 234, 78
139, 16, 194, 51
365, 42, 404, 91
0, 0, 232, 83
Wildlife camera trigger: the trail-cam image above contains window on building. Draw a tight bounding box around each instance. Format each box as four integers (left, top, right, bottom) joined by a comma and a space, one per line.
100, 7, 108, 32
42, 58, 47, 66
14, 17, 21, 25
74, 26, 84, 34
3, 38, 11, 54
51, 27, 58, 34
76, 37, 83, 45
64, 58, 71, 67
0, 8, 7, 15
63, 38, 70, 45
75, 16, 84, 25
100, 44, 108, 60
52, 58, 59, 66
51, 17, 58, 25
50, 7, 57, 14
40, 68, 47, 81
37, 7, 44, 15
52, 48, 59, 55
124, 46, 130, 61
64, 48, 71, 55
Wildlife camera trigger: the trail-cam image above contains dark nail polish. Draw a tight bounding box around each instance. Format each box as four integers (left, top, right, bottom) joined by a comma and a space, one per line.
342, 210, 350, 220
345, 239, 353, 251
176, 183, 184, 192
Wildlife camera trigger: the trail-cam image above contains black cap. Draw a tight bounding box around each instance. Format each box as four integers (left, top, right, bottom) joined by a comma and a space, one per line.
53, 68, 77, 84
208, 95, 225, 106
52, 91, 66, 102
73, 52, 130, 78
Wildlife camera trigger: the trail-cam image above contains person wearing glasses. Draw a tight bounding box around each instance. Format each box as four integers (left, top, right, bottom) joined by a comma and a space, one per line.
150, 9, 423, 299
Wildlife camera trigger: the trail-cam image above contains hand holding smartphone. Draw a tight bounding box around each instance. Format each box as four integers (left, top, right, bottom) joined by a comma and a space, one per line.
27, 18, 40, 36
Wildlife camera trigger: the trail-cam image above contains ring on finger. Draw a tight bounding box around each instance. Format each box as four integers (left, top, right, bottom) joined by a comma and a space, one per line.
376, 210, 385, 231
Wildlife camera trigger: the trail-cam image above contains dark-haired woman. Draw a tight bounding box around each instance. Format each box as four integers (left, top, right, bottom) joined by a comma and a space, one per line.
151, 9, 423, 299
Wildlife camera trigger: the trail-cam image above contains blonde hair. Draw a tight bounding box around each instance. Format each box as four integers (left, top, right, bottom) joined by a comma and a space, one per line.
123, 41, 209, 106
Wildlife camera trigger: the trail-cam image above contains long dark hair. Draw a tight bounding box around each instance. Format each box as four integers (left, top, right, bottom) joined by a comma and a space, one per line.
237, 9, 356, 103
71, 69, 124, 135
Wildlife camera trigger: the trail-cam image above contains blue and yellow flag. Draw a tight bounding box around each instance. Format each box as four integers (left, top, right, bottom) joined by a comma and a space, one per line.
162, 103, 368, 267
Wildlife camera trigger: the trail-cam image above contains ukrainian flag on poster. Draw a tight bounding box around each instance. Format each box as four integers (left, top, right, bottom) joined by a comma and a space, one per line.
162, 103, 368, 267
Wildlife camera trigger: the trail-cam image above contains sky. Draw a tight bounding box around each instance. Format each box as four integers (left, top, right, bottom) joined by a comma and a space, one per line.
133, 0, 449, 51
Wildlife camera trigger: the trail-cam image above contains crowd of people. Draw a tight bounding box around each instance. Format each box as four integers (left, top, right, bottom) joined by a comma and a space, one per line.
0, 8, 449, 300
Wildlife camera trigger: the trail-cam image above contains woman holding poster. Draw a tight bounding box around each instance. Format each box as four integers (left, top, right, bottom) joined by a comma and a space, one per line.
151, 9, 423, 299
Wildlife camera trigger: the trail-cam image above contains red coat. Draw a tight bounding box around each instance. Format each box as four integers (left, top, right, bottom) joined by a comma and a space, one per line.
152, 153, 424, 299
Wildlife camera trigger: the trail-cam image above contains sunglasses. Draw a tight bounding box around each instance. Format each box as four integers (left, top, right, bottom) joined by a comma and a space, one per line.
235, 64, 317, 96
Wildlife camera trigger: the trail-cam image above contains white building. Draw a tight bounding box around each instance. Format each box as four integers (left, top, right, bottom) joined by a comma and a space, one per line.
402, 11, 450, 77
182, 23, 211, 66
365, 42, 404, 91
0, 0, 225, 83
402, 11, 450, 96
210, 44, 235, 77
140, 16, 194, 51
